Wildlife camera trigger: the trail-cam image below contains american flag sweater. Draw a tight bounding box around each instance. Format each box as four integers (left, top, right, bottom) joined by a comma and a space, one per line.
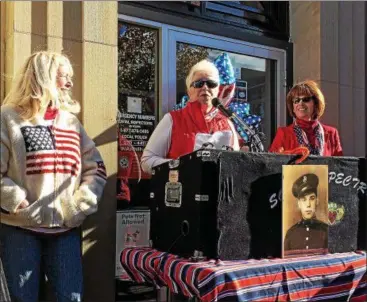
0, 105, 107, 228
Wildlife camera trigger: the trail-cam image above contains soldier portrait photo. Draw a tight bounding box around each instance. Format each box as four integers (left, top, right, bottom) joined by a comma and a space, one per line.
282, 165, 329, 258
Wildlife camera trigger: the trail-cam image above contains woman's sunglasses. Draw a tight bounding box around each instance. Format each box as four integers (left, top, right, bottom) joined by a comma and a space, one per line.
190, 79, 219, 89
293, 96, 314, 104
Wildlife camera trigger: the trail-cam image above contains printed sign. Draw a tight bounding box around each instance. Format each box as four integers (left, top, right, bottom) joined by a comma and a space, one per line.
115, 210, 150, 281
117, 97, 156, 182
235, 80, 247, 102
127, 96, 142, 114
117, 111, 155, 153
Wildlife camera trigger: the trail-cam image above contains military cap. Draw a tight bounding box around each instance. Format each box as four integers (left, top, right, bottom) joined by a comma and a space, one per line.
292, 173, 319, 198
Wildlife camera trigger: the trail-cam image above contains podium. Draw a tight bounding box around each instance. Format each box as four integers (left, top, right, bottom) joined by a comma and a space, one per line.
149, 150, 366, 260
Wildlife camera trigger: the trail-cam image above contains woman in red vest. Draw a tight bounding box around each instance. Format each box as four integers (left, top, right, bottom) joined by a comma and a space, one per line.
269, 80, 343, 156
141, 60, 239, 174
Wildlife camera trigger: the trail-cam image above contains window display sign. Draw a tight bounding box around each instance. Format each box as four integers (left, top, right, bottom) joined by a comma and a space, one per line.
118, 110, 155, 153
117, 93, 156, 203
115, 210, 150, 281
118, 93, 155, 169
235, 79, 247, 102
127, 96, 142, 113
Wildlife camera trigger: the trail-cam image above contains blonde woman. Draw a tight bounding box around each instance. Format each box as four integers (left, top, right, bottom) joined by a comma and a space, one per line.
0, 51, 107, 301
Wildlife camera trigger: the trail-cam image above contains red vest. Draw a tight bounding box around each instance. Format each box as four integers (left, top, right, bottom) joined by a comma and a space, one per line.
167, 101, 232, 159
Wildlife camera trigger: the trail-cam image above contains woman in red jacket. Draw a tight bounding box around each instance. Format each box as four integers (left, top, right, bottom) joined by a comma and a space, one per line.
269, 80, 343, 156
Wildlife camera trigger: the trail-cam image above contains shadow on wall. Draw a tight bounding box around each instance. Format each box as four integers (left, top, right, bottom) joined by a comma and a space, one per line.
82, 124, 118, 301
93, 124, 118, 149
82, 173, 117, 302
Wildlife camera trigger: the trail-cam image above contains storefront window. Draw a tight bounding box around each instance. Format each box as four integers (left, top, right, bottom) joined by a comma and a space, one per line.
176, 42, 276, 149
117, 22, 158, 207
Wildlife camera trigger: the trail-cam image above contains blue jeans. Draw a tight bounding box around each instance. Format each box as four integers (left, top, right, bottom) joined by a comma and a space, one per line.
0, 224, 83, 302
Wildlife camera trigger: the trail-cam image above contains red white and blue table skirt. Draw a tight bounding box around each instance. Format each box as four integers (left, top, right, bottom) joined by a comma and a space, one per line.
120, 247, 366, 301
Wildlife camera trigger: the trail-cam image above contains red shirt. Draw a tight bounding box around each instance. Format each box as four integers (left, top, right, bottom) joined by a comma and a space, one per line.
269, 119, 343, 156
44, 106, 58, 120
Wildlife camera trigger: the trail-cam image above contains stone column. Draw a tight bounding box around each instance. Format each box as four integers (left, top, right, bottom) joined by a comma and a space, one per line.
47, 1, 63, 53
1, 1, 32, 101
290, 1, 366, 156
1, 1, 118, 300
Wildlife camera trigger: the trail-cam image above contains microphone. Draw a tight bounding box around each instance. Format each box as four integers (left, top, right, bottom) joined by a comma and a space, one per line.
211, 98, 265, 152
211, 98, 233, 118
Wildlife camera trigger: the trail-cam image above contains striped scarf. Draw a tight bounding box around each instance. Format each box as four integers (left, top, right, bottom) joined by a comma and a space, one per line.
293, 120, 325, 155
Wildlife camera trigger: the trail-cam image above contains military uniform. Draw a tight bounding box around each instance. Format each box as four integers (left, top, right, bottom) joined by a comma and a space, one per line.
284, 173, 328, 252
284, 219, 328, 251
292, 173, 319, 198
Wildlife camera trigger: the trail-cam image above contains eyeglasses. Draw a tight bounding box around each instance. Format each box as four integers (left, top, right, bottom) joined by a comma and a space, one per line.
57, 74, 73, 81
190, 79, 219, 89
293, 96, 314, 104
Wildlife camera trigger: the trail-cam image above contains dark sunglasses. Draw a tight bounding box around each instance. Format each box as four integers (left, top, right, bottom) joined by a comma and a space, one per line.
190, 79, 219, 89
293, 96, 314, 104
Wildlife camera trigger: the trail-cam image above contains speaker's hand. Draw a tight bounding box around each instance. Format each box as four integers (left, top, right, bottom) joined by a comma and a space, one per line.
15, 200, 29, 212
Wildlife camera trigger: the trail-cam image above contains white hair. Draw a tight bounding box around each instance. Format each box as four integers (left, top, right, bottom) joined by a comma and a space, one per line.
185, 60, 220, 91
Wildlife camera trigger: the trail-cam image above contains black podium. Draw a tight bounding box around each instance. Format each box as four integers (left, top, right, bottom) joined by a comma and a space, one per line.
150, 150, 366, 260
